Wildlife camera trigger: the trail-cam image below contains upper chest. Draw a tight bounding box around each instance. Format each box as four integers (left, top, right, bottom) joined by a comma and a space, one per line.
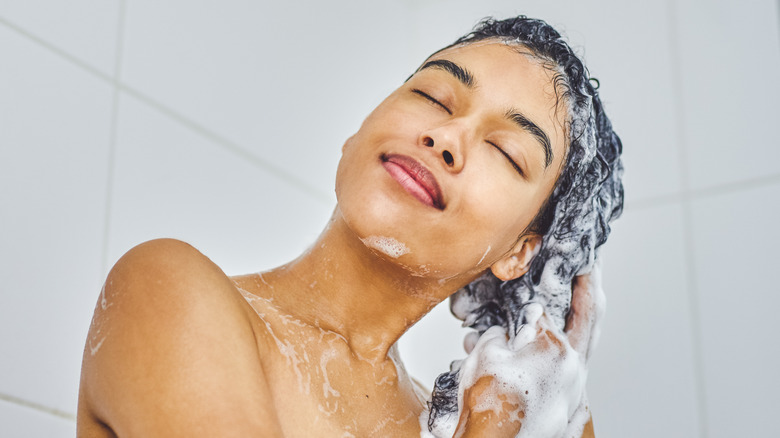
235, 286, 427, 437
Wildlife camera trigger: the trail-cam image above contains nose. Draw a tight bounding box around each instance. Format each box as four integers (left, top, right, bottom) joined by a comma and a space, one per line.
419, 125, 464, 172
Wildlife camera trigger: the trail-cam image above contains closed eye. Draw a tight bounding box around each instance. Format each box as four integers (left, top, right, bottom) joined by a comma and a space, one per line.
411, 89, 452, 115
487, 141, 525, 177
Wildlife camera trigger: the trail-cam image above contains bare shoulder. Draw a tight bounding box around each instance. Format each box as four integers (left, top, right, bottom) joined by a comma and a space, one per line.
77, 238, 283, 437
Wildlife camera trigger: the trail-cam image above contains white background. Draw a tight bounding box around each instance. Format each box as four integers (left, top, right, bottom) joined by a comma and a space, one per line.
1, 1, 779, 436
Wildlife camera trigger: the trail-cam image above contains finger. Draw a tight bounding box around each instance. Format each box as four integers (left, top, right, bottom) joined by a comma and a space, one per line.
473, 325, 508, 350
520, 302, 544, 327
565, 274, 592, 355
511, 323, 536, 351
464, 331, 480, 354
565, 261, 605, 359
511, 302, 544, 351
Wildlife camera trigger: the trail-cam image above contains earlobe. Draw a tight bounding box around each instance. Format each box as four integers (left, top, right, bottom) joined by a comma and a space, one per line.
490, 235, 542, 281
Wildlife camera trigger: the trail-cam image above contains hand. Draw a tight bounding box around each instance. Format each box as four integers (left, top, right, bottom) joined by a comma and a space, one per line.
453, 263, 604, 438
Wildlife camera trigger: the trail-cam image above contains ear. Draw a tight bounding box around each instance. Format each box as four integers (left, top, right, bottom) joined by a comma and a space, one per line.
490, 234, 542, 281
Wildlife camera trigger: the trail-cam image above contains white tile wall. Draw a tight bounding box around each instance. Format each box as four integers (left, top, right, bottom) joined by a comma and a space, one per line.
675, 0, 780, 191
0, 399, 74, 438
0, 0, 120, 75
589, 203, 701, 437
0, 25, 113, 414
120, 0, 417, 198
106, 93, 334, 276
1, 1, 778, 435
691, 182, 780, 437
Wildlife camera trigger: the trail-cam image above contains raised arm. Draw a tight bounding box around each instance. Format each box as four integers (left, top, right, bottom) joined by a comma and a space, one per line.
77, 239, 284, 437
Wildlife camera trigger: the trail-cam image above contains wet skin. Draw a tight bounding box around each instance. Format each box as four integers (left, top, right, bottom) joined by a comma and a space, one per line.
77, 40, 594, 437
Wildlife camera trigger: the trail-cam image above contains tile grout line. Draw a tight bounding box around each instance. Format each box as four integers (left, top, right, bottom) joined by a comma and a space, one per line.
0, 8, 777, 433
624, 171, 780, 212
666, 1, 708, 436
624, 192, 683, 212
6, 13, 777, 213
0, 16, 112, 83
0, 393, 75, 422
689, 172, 780, 199
117, 84, 333, 204
0, 16, 331, 205
100, 0, 127, 277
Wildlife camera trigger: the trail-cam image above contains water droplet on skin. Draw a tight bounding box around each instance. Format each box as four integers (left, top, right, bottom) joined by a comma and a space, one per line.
89, 336, 107, 356
476, 245, 492, 266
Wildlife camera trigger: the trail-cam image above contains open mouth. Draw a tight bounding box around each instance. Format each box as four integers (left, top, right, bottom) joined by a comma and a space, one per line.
381, 154, 444, 210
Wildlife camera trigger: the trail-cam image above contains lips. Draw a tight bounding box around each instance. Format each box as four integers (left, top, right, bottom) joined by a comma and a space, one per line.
381, 154, 444, 210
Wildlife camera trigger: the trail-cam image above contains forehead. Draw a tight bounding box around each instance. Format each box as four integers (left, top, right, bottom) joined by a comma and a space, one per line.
423, 40, 569, 165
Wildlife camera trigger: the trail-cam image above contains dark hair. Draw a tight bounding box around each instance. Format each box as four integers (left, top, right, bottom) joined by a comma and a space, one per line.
427, 16, 624, 429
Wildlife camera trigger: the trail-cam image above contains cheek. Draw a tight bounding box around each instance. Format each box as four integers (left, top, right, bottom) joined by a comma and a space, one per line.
457, 179, 541, 252
471, 205, 528, 254
335, 146, 376, 218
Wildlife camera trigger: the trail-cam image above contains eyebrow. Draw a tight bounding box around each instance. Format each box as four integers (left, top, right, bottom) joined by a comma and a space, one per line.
506, 110, 554, 168
418, 59, 476, 88
417, 58, 553, 169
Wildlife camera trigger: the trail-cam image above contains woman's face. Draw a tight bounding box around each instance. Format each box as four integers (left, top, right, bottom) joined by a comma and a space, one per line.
335, 40, 568, 282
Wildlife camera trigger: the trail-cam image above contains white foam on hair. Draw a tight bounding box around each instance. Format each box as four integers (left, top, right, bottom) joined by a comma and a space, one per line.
361, 236, 410, 258
420, 261, 606, 437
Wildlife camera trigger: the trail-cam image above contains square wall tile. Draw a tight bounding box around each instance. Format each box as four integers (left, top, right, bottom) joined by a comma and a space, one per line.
691, 182, 780, 437
0, 400, 75, 438
588, 202, 700, 437
121, 0, 417, 198
0, 24, 112, 412
0, 0, 120, 75
0, 26, 113, 414
410, 0, 684, 203
107, 92, 335, 277
675, 0, 780, 190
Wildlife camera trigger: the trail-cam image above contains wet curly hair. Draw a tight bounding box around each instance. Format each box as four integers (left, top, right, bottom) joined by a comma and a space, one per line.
427, 16, 624, 428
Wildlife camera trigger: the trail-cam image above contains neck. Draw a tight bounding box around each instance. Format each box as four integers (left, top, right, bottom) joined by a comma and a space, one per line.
260, 207, 475, 363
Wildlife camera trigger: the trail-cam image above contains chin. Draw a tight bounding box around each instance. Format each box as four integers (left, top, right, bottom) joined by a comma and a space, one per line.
341, 190, 407, 241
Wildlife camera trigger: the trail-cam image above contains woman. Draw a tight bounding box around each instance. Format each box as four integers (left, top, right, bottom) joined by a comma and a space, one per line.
77, 16, 622, 437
